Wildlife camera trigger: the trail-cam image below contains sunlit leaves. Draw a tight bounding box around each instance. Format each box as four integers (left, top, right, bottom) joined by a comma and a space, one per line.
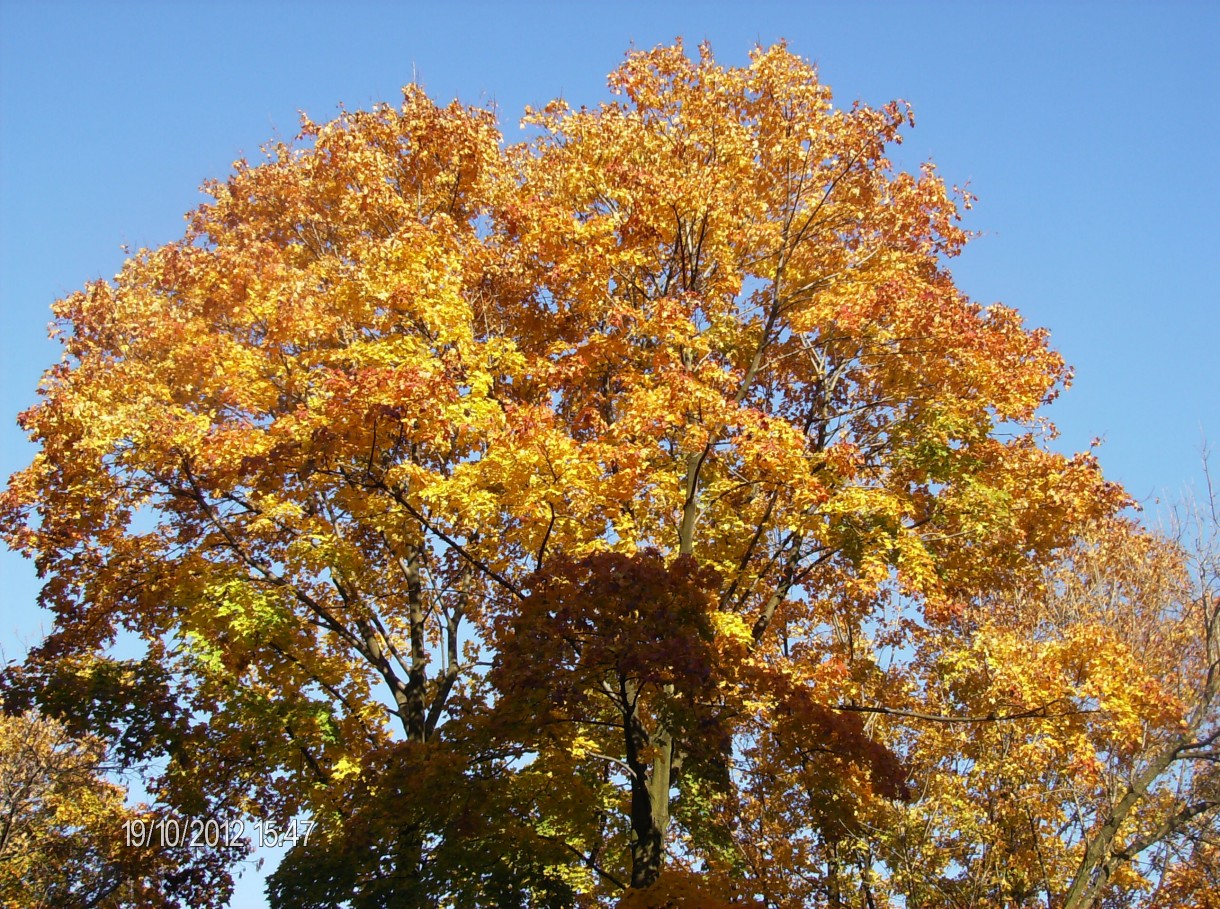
0, 707, 242, 908
3, 37, 1201, 908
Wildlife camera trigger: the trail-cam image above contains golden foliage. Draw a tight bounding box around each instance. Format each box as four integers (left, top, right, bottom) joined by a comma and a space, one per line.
3, 39, 1211, 909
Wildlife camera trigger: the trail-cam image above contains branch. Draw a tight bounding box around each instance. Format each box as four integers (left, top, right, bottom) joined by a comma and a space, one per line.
582, 749, 640, 780
721, 485, 780, 609
831, 699, 1100, 725
166, 462, 364, 654
284, 723, 330, 787
368, 472, 525, 600
536, 502, 557, 571
537, 832, 627, 891
1112, 797, 1220, 863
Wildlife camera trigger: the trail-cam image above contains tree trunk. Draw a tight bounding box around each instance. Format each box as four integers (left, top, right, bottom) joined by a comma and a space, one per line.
623, 681, 675, 889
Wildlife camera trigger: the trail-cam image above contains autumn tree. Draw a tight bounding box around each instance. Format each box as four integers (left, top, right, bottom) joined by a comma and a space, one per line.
6, 39, 1203, 908
844, 510, 1220, 909
0, 703, 241, 908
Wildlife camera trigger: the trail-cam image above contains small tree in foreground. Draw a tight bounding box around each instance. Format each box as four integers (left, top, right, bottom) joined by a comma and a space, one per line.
0, 705, 242, 908
3, 40, 1216, 907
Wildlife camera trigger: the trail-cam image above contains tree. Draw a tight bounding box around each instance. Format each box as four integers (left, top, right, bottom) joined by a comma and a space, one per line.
857, 512, 1220, 909
0, 703, 241, 908
6, 39, 1208, 907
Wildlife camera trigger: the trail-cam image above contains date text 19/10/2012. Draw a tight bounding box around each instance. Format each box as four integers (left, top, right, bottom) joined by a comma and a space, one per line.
123, 816, 316, 850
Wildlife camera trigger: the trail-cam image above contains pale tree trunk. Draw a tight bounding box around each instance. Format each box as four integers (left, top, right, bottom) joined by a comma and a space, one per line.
622, 454, 705, 888
623, 677, 674, 889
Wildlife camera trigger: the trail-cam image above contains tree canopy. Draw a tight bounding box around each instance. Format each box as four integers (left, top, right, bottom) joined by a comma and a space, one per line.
2, 41, 1217, 909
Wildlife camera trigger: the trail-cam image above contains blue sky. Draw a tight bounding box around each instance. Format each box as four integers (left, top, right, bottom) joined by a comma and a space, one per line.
1, 2, 1217, 905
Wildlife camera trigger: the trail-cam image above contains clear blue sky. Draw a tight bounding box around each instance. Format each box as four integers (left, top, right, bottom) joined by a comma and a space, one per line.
2, 2, 1217, 905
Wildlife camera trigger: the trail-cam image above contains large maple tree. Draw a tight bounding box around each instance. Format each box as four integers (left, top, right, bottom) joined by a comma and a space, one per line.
3, 41, 1216, 908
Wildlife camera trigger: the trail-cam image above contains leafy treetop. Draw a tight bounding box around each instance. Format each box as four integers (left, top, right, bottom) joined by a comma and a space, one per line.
6, 41, 1199, 909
